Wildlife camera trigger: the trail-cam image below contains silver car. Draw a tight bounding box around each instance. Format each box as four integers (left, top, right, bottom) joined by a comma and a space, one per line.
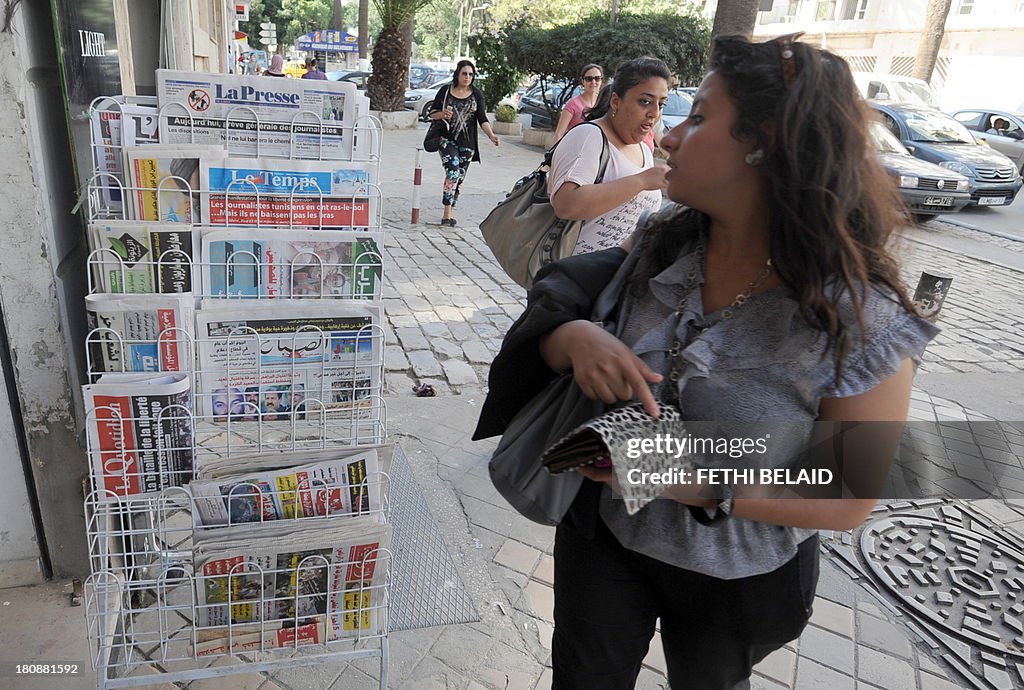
404, 77, 452, 121
951, 109, 1024, 175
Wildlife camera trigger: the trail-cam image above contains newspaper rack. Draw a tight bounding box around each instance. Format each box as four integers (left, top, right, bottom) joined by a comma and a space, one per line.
82, 91, 397, 689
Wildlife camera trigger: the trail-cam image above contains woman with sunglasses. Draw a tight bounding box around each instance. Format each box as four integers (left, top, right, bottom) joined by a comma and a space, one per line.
548, 56, 671, 256
476, 35, 936, 688
429, 59, 499, 227
552, 64, 605, 144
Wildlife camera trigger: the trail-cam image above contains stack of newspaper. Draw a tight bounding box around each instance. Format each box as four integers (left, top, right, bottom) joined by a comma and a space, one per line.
194, 300, 382, 421
87, 221, 199, 294
123, 145, 226, 224
190, 446, 386, 526
89, 96, 159, 215
83, 372, 194, 497
85, 293, 195, 376
193, 515, 391, 649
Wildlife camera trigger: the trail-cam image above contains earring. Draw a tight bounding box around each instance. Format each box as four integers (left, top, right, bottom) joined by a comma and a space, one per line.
745, 149, 765, 166
611, 109, 617, 118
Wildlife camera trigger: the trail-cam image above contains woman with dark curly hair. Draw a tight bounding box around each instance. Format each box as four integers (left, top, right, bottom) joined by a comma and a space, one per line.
475, 34, 936, 689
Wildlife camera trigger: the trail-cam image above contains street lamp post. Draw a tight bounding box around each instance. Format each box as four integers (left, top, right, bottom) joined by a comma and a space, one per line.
456, 2, 489, 59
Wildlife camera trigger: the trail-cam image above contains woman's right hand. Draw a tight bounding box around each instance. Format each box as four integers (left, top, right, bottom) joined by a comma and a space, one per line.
635, 164, 670, 192
541, 320, 662, 418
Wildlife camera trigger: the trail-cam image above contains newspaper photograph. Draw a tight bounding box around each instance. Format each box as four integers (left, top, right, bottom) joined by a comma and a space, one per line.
200, 157, 377, 228
83, 372, 194, 497
124, 145, 225, 223
190, 448, 383, 526
194, 516, 391, 639
194, 300, 382, 419
85, 293, 195, 375
200, 227, 383, 299
157, 70, 359, 160
88, 221, 198, 294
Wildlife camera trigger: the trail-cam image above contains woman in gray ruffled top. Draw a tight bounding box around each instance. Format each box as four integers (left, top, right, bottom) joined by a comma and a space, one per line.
476, 33, 938, 689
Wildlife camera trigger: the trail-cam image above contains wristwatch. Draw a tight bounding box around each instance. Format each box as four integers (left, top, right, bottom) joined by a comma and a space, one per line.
689, 484, 734, 525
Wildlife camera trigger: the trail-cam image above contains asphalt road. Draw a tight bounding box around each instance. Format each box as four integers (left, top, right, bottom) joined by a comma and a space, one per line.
940, 194, 1024, 241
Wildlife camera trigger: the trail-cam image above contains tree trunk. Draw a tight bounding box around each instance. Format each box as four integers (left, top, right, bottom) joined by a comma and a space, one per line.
402, 18, 414, 61
913, 0, 952, 83
359, 0, 369, 59
711, 0, 761, 40
368, 27, 408, 111
332, 0, 344, 31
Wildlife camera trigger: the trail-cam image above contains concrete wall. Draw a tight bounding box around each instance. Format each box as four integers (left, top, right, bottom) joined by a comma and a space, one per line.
0, 2, 92, 579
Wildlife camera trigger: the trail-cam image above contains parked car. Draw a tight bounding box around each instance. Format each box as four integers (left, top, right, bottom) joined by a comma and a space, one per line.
404, 77, 453, 121
854, 72, 940, 108
869, 101, 1023, 208
950, 109, 1024, 174
283, 60, 307, 79
660, 89, 694, 134
678, 86, 698, 97
517, 80, 580, 130
325, 70, 355, 82
869, 121, 970, 220
337, 70, 372, 89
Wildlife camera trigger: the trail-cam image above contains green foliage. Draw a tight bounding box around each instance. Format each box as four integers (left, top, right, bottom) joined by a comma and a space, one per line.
279, 0, 334, 49
468, 22, 526, 111
372, 0, 434, 30
505, 10, 710, 91
495, 104, 517, 122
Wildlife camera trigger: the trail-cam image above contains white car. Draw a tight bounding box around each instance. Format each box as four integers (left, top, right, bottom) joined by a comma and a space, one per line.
404, 77, 453, 121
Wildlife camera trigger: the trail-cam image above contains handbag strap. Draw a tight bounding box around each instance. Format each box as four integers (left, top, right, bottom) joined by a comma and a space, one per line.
541, 122, 610, 185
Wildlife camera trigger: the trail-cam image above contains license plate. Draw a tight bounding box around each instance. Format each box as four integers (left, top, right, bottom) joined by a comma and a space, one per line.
925, 196, 954, 207
979, 196, 1007, 206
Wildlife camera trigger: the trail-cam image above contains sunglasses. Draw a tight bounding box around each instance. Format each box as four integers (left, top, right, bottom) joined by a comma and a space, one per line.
460, 71, 475, 77
583, 75, 603, 83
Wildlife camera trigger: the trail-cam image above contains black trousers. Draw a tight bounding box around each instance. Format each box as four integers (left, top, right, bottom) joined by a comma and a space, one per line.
551, 520, 818, 690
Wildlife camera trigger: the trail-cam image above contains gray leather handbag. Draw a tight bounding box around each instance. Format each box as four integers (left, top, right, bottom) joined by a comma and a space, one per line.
479, 123, 609, 289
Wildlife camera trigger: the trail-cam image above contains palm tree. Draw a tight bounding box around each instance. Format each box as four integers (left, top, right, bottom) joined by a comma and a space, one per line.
368, 0, 433, 110
711, 0, 761, 39
913, 0, 953, 83
359, 0, 369, 59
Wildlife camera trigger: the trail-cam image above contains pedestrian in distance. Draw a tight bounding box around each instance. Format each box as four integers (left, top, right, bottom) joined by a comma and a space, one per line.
265, 54, 286, 78
551, 63, 605, 144
302, 56, 327, 80
548, 56, 671, 255
428, 59, 500, 227
475, 33, 937, 689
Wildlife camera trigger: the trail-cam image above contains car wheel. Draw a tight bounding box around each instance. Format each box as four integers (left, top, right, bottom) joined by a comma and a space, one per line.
421, 103, 432, 122
912, 213, 937, 224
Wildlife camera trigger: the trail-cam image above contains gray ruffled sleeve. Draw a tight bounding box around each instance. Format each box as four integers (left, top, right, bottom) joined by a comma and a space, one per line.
824, 287, 940, 398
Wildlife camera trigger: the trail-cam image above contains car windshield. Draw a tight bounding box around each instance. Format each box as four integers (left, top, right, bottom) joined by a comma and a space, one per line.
890, 81, 939, 108
902, 109, 975, 144
663, 91, 692, 117
869, 122, 909, 155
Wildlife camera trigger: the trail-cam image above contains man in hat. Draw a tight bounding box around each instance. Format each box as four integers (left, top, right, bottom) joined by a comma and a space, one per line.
302, 56, 327, 80
266, 54, 286, 77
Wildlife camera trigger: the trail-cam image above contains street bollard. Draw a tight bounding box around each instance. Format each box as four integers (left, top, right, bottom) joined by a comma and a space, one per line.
411, 148, 423, 224
912, 271, 953, 321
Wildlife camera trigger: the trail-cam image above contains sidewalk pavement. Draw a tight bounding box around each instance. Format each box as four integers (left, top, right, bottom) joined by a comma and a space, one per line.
3, 123, 1024, 689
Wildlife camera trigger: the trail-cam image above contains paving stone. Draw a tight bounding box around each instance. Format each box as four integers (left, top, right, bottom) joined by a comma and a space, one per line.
385, 345, 411, 371
421, 321, 453, 338
857, 646, 915, 689
407, 350, 443, 377
521, 580, 555, 623
857, 612, 913, 658
919, 670, 970, 690
462, 340, 494, 364
395, 326, 430, 350
797, 624, 855, 674
188, 655, 266, 689
443, 359, 478, 385
426, 625, 493, 677
792, 658, 855, 689
494, 539, 541, 575
533, 668, 553, 690
754, 645, 796, 686
431, 337, 464, 359
533, 554, 555, 586
396, 656, 467, 690
809, 597, 854, 638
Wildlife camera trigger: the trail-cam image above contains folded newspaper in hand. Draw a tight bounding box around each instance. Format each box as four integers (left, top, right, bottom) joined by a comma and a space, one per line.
85, 293, 195, 374
200, 157, 378, 228
193, 515, 391, 639
200, 227, 383, 299
194, 300, 382, 420
88, 221, 198, 294
83, 372, 194, 497
190, 447, 383, 526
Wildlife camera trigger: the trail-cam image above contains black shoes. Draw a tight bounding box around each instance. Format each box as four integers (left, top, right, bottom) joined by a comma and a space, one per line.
441, 218, 457, 227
